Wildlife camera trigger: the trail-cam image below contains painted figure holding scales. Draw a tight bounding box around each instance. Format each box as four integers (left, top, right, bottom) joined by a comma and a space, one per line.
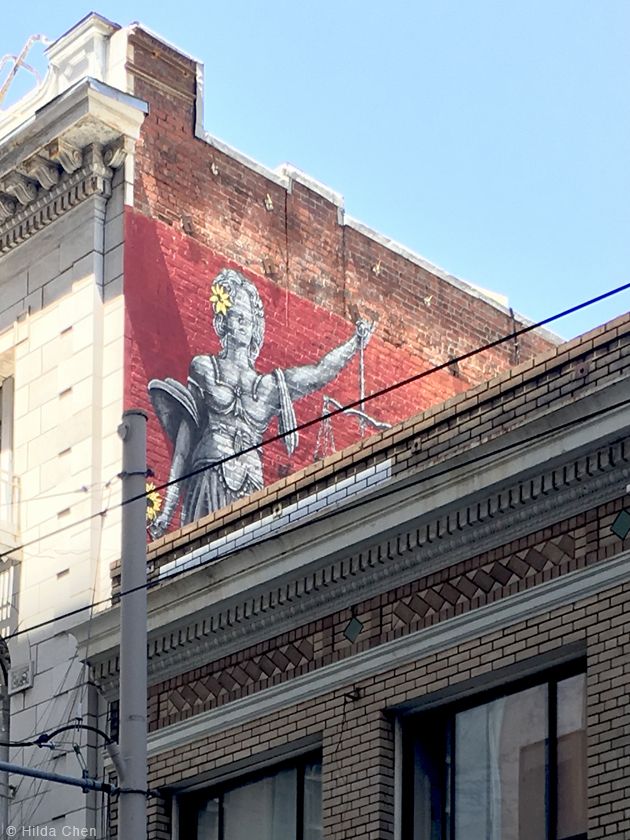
148, 268, 373, 537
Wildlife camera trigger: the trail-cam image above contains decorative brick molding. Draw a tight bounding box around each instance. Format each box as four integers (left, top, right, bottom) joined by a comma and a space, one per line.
93, 436, 630, 701
143, 500, 628, 733
390, 533, 576, 630
155, 638, 316, 726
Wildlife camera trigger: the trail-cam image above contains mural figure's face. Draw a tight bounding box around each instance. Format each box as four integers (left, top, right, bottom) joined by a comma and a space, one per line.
225, 288, 255, 350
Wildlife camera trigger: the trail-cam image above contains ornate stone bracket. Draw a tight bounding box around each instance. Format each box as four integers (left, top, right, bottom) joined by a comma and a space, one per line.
0, 138, 126, 255
0, 76, 148, 256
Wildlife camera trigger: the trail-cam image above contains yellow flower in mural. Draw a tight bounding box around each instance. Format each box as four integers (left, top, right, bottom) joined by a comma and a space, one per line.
210, 283, 232, 315
146, 482, 162, 524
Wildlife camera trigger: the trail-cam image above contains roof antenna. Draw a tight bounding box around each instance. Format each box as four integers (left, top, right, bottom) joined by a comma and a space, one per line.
0, 33, 51, 107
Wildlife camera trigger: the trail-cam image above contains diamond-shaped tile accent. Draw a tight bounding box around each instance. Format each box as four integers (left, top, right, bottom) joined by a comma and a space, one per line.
343, 616, 363, 643
611, 510, 630, 540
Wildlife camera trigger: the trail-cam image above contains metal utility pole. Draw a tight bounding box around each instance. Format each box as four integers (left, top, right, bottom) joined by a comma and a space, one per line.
117, 410, 148, 839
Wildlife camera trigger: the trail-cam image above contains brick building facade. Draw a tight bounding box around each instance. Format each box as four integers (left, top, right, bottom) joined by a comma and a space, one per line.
85, 312, 630, 839
1, 11, 621, 840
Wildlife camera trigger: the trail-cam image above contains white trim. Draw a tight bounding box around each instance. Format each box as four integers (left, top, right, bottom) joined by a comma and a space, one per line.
276, 164, 344, 208
147, 549, 630, 757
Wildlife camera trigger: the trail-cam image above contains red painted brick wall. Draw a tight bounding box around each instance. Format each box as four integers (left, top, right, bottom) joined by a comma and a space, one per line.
124, 28, 556, 531
124, 209, 467, 501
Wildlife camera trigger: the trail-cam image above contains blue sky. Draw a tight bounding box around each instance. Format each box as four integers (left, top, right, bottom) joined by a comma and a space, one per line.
3, 1, 629, 338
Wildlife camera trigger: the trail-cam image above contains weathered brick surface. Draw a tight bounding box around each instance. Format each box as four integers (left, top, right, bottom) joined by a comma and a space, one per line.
139, 576, 630, 840
123, 28, 555, 540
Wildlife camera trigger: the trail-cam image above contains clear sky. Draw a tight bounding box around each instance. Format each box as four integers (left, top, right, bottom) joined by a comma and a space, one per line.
3, 1, 629, 339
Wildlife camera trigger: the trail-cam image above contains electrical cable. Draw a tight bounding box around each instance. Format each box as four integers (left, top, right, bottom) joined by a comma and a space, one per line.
6, 390, 629, 642
136, 280, 630, 502
0, 476, 117, 510
79, 479, 113, 713
0, 723, 114, 749
1, 280, 628, 566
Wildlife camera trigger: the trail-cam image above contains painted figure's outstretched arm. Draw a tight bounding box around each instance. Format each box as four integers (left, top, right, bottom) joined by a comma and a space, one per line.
283, 320, 374, 400
148, 416, 194, 539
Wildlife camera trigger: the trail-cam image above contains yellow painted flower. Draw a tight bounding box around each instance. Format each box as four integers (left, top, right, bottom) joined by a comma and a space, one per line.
146, 482, 162, 524
210, 283, 232, 315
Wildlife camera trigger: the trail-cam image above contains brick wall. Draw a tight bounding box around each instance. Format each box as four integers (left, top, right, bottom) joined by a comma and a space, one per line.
124, 209, 469, 499
123, 27, 556, 535
138, 311, 629, 576
142, 574, 630, 839
127, 29, 553, 383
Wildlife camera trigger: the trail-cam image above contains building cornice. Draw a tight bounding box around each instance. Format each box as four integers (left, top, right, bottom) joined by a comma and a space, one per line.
145, 550, 630, 758
0, 78, 147, 255
85, 425, 630, 699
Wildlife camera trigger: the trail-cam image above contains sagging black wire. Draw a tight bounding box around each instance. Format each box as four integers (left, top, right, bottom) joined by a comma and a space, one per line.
0, 280, 628, 567
0, 722, 113, 749
6, 390, 630, 642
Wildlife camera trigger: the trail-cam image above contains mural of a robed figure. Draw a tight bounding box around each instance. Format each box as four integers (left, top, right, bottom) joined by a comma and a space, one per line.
148, 268, 374, 537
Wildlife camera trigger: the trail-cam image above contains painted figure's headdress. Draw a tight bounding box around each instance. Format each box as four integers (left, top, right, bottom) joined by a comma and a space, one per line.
211, 268, 265, 363
210, 283, 231, 315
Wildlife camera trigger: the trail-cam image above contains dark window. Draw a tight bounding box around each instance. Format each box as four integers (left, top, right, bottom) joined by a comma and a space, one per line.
403, 666, 586, 840
179, 755, 322, 840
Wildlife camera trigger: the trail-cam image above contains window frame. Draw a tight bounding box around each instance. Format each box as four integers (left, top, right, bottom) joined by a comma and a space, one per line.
401, 658, 586, 840
177, 750, 322, 840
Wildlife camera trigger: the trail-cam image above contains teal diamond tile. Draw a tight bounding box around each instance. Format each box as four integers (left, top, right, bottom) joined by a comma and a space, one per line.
343, 616, 363, 643
611, 509, 630, 540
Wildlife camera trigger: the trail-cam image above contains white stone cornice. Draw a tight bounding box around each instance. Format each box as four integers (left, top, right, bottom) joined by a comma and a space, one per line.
0, 79, 146, 175
0, 14, 126, 141
0, 78, 147, 254
46, 138, 83, 173
0, 145, 112, 253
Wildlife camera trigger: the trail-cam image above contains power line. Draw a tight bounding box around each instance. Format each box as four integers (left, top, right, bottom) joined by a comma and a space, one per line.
6, 391, 629, 642
0, 723, 114, 750
135, 281, 630, 504
1, 280, 628, 565
0, 475, 119, 510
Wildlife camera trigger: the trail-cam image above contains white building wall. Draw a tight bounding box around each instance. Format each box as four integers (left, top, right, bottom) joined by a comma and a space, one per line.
0, 12, 146, 835
0, 176, 126, 834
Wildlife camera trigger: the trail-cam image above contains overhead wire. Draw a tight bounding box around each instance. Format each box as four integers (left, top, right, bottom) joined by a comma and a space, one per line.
0, 279, 628, 567
5, 479, 115, 817
6, 391, 630, 643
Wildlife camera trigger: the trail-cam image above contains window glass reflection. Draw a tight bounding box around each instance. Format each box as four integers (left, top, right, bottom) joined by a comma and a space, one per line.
303, 761, 323, 840
557, 674, 587, 840
197, 797, 219, 840
222, 768, 297, 840
455, 685, 547, 840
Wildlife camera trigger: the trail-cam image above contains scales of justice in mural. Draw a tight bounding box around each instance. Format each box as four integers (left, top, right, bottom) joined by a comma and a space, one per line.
148, 268, 389, 537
